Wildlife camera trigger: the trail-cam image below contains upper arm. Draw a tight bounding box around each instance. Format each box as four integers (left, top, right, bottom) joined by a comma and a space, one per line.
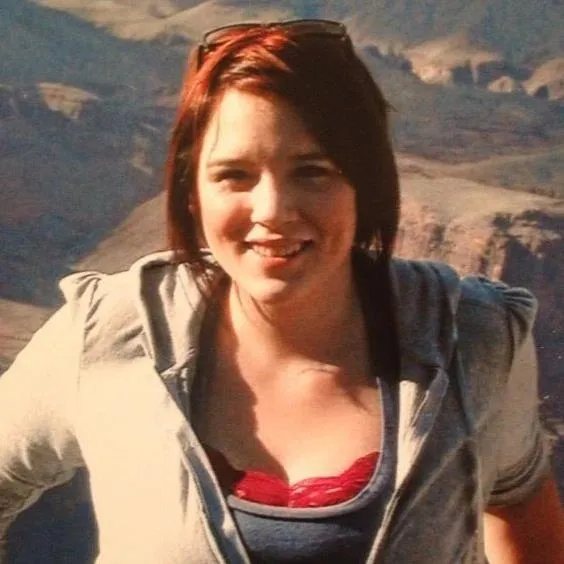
457, 277, 560, 560
458, 278, 551, 505
0, 275, 97, 537
483, 319, 562, 562
487, 330, 551, 505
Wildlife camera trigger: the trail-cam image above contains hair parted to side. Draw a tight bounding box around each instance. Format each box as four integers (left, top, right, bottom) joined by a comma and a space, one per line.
165, 23, 400, 279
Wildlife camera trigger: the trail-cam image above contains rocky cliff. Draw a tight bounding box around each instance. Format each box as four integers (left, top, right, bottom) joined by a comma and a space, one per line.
0, 81, 172, 306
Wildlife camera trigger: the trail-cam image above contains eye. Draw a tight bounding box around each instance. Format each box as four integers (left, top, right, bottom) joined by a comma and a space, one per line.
211, 168, 253, 190
214, 169, 248, 182
294, 164, 332, 179
293, 163, 339, 190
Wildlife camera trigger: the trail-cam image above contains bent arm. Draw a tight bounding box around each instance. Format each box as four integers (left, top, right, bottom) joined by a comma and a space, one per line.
0, 304, 84, 557
477, 284, 562, 561
484, 476, 564, 564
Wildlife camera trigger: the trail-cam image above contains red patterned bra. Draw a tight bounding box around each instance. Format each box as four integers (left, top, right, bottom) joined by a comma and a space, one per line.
205, 446, 379, 508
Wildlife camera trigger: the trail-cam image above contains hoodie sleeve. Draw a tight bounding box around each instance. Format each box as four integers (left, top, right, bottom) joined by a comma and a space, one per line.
0, 272, 100, 555
458, 277, 551, 506
487, 296, 551, 506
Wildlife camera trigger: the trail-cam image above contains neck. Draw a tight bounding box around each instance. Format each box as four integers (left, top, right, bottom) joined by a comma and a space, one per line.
221, 260, 361, 361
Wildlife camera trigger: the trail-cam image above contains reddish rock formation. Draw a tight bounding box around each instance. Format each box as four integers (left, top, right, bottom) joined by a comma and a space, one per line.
524, 57, 564, 101
487, 75, 525, 94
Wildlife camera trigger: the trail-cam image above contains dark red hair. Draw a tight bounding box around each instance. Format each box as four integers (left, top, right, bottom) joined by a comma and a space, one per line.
165, 24, 400, 277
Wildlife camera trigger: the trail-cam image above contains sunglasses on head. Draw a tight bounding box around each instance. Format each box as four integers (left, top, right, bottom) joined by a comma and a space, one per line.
197, 19, 351, 68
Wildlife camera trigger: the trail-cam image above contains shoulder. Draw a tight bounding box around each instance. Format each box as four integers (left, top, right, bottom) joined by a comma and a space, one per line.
387, 254, 536, 369
458, 275, 537, 342
57, 251, 198, 316
452, 275, 539, 431
57, 252, 200, 366
56, 252, 176, 335
385, 256, 460, 366
58, 251, 182, 301
457, 275, 537, 370
389, 256, 460, 306
387, 254, 536, 348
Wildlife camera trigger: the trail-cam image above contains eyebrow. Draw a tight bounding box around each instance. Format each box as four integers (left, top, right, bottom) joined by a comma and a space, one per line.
206, 151, 330, 169
292, 151, 329, 162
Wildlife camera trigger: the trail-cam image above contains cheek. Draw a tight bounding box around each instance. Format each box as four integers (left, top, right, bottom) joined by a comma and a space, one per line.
198, 193, 249, 245
320, 188, 357, 237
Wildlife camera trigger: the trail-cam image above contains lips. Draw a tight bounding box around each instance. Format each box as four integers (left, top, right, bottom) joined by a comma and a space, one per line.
245, 239, 312, 259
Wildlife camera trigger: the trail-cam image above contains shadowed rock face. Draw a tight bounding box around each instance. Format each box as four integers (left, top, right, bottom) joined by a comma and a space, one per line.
488, 75, 525, 94
524, 57, 564, 101
400, 35, 564, 99
0, 82, 173, 306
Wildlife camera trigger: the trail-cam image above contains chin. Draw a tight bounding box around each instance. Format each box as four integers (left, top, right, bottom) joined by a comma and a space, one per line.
236, 277, 309, 307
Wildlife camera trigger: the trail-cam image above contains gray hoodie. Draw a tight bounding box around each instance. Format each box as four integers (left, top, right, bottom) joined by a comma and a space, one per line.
0, 251, 550, 563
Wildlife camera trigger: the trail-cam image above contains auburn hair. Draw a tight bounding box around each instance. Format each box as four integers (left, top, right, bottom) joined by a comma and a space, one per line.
165, 25, 400, 277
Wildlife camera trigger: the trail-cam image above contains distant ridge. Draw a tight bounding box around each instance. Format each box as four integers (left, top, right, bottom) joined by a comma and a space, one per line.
32, 0, 564, 64
3, 0, 183, 88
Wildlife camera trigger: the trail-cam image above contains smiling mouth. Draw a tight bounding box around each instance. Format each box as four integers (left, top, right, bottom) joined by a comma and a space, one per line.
246, 240, 312, 258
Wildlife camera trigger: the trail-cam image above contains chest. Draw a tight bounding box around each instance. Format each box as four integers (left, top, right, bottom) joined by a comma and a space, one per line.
192, 347, 384, 483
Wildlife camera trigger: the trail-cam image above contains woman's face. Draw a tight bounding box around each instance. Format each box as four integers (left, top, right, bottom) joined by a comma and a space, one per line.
195, 88, 357, 307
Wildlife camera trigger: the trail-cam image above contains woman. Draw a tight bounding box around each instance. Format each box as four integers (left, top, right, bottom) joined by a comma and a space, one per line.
1, 20, 563, 564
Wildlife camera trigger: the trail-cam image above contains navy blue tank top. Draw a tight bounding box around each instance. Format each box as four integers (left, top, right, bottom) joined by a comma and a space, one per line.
194, 251, 399, 563
226, 371, 397, 563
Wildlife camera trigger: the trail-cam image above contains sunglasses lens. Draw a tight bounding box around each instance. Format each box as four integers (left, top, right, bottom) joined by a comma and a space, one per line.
203, 24, 256, 47
280, 20, 344, 37
203, 20, 346, 50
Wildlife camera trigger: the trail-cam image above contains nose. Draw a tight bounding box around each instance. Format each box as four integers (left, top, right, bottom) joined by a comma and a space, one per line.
249, 174, 298, 226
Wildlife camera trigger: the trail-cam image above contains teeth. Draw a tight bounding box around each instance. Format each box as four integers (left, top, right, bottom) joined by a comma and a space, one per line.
250, 242, 306, 258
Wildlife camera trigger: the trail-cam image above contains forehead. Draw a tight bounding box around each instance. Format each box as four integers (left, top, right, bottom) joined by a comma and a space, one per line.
199, 88, 322, 162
